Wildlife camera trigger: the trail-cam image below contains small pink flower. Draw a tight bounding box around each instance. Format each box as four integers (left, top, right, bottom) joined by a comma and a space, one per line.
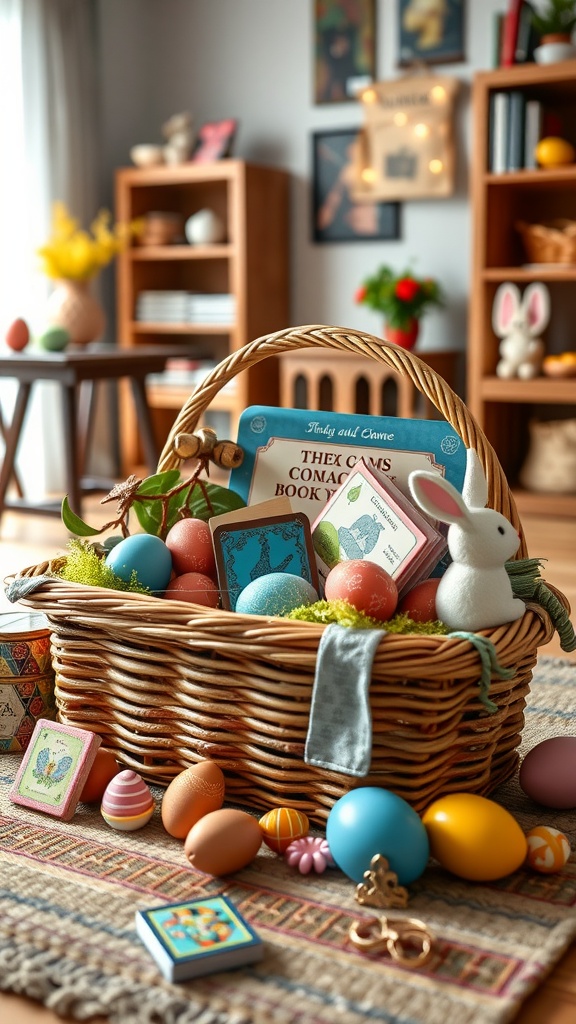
285, 836, 335, 874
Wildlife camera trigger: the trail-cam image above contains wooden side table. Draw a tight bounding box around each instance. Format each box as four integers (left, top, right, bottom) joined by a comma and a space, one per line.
0, 346, 183, 523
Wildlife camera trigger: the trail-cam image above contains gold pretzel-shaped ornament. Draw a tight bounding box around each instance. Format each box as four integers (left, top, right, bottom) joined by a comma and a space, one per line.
348, 914, 434, 968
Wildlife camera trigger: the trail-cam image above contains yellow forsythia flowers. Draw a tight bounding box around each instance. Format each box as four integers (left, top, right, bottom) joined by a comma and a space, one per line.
37, 202, 141, 281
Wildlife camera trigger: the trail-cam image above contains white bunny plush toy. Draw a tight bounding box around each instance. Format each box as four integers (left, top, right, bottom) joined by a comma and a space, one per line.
408, 449, 525, 632
492, 281, 550, 380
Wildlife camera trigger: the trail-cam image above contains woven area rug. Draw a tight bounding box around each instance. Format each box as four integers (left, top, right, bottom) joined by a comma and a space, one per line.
1, 655, 576, 1024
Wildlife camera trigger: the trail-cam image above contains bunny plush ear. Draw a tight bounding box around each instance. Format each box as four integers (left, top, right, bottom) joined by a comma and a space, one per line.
408, 470, 470, 527
461, 449, 488, 509
492, 282, 521, 337
522, 282, 550, 336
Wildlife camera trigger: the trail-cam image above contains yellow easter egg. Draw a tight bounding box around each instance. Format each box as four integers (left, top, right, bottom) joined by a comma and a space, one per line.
422, 793, 527, 881
535, 136, 576, 168
526, 826, 571, 874
258, 807, 309, 853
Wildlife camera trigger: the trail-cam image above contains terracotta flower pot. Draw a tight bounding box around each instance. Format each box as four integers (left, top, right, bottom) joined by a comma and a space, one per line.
384, 318, 420, 350
47, 279, 106, 346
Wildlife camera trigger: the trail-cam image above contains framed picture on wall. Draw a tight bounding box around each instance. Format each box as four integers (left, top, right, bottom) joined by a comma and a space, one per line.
398, 0, 465, 67
314, 0, 376, 104
312, 128, 401, 243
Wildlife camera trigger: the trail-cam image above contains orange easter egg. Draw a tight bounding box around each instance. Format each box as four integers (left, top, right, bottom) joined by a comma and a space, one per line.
258, 807, 309, 853
80, 748, 120, 803
5, 317, 30, 351
526, 826, 571, 874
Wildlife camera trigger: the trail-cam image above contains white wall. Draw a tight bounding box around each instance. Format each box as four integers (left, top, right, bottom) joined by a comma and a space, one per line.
97, 0, 507, 355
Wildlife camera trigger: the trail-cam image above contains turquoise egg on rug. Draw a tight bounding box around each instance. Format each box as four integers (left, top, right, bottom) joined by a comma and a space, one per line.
105, 533, 172, 593
235, 573, 318, 617
326, 787, 430, 885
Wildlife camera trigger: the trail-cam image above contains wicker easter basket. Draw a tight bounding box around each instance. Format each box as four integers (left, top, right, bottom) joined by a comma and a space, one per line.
9, 325, 564, 823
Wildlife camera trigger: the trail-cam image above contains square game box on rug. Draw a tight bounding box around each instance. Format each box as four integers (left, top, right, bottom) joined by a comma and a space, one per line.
135, 895, 263, 982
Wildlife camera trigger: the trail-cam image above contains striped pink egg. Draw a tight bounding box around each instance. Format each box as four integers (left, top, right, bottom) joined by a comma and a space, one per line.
101, 769, 153, 817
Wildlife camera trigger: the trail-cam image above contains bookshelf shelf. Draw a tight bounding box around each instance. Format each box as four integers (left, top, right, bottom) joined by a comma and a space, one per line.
469, 63, 576, 517
115, 160, 290, 472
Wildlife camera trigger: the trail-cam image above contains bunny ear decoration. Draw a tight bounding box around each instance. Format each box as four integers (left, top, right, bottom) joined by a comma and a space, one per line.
492, 282, 521, 337
461, 449, 488, 510
522, 282, 550, 336
408, 470, 470, 527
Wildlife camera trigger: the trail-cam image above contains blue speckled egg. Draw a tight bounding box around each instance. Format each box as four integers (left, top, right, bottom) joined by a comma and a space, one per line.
326, 787, 430, 885
235, 573, 318, 616
105, 533, 172, 593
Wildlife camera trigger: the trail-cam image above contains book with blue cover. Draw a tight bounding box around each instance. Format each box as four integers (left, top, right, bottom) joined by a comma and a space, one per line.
135, 895, 263, 982
230, 406, 468, 526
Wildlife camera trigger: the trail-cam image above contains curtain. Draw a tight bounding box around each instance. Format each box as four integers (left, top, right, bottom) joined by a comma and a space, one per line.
0, 0, 100, 493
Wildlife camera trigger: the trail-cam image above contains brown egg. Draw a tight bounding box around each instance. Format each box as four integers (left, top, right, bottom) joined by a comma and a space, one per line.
161, 761, 225, 838
184, 808, 262, 876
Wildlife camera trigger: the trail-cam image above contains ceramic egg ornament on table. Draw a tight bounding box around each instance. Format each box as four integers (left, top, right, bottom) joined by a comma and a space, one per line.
409, 448, 525, 632
101, 770, 155, 831
5, 317, 30, 351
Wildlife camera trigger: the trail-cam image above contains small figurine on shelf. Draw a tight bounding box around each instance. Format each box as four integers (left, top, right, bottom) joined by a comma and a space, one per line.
162, 111, 195, 165
492, 281, 550, 380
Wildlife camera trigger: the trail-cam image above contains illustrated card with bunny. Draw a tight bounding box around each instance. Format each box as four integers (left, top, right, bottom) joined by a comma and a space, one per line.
10, 719, 101, 820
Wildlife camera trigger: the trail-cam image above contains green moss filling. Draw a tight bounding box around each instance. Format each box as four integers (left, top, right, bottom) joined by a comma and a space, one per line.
287, 598, 448, 634
55, 540, 150, 594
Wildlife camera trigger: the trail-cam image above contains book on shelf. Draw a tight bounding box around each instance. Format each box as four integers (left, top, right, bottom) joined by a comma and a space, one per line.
514, 0, 538, 63
500, 0, 524, 66
310, 457, 447, 597
136, 291, 236, 325
135, 895, 263, 983
489, 91, 509, 174
524, 99, 543, 169
507, 90, 526, 171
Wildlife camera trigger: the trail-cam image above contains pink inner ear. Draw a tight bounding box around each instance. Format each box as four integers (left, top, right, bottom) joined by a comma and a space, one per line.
501, 291, 514, 326
527, 292, 542, 328
419, 477, 464, 518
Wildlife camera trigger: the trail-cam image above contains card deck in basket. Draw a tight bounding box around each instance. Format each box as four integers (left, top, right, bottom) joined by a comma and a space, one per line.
311, 458, 447, 596
135, 895, 263, 982
10, 719, 101, 820
212, 511, 319, 611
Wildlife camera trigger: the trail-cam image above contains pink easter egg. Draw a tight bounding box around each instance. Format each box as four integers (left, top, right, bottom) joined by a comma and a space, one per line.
101, 769, 153, 818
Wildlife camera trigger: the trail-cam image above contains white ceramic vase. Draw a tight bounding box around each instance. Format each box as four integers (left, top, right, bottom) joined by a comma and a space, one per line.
185, 208, 226, 245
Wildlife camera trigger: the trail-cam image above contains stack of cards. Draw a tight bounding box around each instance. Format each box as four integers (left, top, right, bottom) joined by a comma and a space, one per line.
311, 458, 447, 597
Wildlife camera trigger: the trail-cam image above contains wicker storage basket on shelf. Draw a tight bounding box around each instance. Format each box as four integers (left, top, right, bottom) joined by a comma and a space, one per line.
516, 218, 576, 264
9, 325, 564, 824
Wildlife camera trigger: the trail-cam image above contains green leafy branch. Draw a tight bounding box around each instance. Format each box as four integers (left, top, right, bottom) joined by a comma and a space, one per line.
62, 464, 245, 542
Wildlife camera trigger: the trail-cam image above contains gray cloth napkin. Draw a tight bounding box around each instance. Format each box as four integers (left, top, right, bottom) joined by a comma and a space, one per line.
304, 623, 386, 777
4, 575, 53, 603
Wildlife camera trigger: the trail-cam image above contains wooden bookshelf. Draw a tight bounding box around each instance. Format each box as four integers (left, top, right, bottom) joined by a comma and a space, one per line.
468, 61, 576, 518
115, 160, 289, 473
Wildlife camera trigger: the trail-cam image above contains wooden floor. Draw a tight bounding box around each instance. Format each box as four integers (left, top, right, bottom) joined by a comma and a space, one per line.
0, 501, 575, 1022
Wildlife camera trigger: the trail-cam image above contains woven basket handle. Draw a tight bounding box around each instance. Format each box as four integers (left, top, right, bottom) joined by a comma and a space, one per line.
157, 324, 526, 554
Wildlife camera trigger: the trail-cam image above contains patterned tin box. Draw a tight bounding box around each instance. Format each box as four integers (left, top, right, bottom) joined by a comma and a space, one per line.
0, 612, 56, 752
